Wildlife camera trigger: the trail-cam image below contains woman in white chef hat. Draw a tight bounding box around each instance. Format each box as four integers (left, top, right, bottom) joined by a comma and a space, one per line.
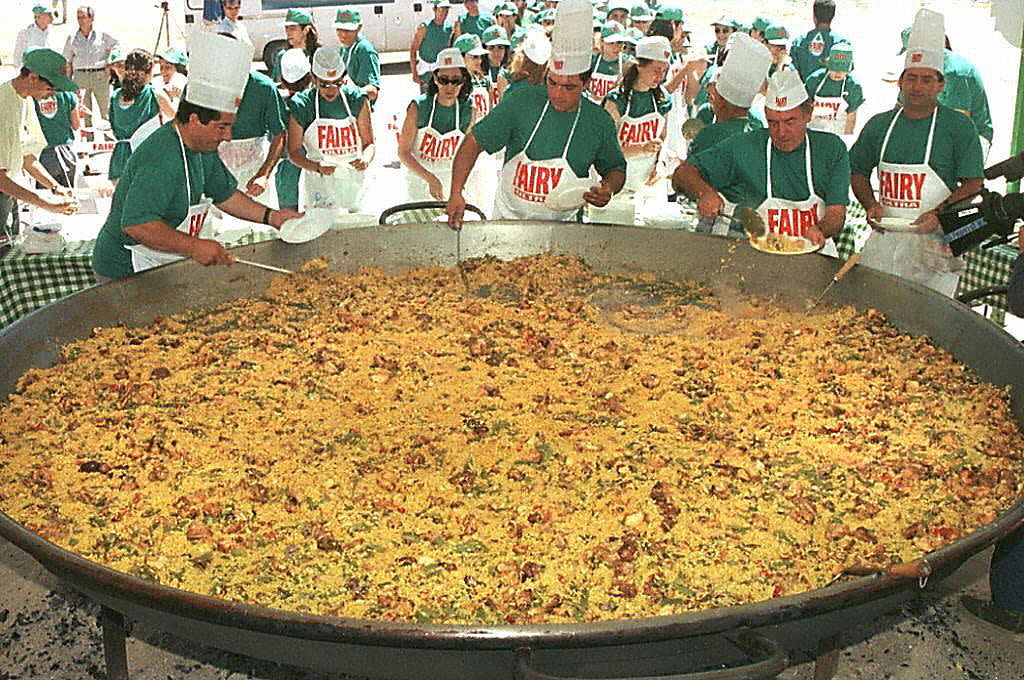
590, 35, 673, 225
398, 47, 474, 202
286, 46, 375, 214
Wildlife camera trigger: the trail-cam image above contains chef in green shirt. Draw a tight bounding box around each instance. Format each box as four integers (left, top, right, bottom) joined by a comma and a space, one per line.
586, 21, 628, 104
213, 27, 287, 207
689, 34, 770, 163
275, 48, 311, 212
270, 9, 319, 84
706, 16, 736, 62
410, 0, 455, 90
850, 9, 983, 297
0, 48, 78, 237
764, 24, 793, 79
630, 4, 655, 36
446, 0, 625, 226
674, 68, 850, 250
335, 9, 381, 105
897, 25, 993, 158
805, 43, 863, 138
495, 4, 528, 48
789, 0, 849, 82
455, 0, 494, 40
91, 33, 301, 281
33, 89, 80, 188
605, 0, 630, 27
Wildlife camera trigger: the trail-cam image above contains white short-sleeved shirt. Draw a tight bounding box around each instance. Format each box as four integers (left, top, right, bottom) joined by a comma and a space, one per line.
0, 75, 46, 175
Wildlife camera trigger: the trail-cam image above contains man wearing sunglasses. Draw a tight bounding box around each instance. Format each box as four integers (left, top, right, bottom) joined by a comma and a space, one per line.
447, 0, 625, 227
0, 48, 79, 246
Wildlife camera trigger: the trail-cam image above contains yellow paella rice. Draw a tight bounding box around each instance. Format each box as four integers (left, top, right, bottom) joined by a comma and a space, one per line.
0, 254, 1021, 624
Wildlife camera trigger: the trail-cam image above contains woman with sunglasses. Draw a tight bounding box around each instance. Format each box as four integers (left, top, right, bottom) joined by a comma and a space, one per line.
109, 50, 172, 184
592, 36, 673, 225
398, 48, 474, 202
286, 47, 374, 213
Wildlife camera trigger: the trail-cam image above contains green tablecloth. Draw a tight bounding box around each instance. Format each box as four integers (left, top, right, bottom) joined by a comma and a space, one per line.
0, 229, 281, 331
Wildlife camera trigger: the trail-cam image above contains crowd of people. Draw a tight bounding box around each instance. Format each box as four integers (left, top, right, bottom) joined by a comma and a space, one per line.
0, 0, 1021, 636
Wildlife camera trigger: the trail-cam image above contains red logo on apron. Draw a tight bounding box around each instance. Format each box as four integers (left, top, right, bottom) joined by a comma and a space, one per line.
513, 161, 564, 203
618, 119, 659, 145
317, 123, 360, 156
418, 130, 460, 162
879, 170, 926, 209
766, 204, 819, 237
187, 211, 208, 238
814, 99, 841, 119
39, 98, 58, 116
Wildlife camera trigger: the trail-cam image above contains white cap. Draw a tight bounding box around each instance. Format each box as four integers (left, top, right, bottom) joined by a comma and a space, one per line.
607, 0, 632, 11
280, 48, 311, 83
635, 36, 672, 63
311, 45, 346, 81
904, 8, 945, 74
523, 31, 552, 66
184, 32, 252, 114
716, 33, 771, 109
549, 0, 593, 76
764, 68, 808, 111
433, 47, 466, 70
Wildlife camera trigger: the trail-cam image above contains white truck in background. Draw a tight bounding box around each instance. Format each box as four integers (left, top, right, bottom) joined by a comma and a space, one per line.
181, 0, 502, 67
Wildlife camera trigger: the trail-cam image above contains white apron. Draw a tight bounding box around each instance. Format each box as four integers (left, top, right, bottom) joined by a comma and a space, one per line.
756, 135, 836, 257
299, 92, 365, 213
470, 75, 491, 121
591, 90, 667, 225
661, 54, 690, 174
585, 55, 621, 104
808, 75, 850, 136
219, 136, 269, 197
127, 127, 214, 272
404, 96, 464, 202
858, 109, 961, 296
493, 101, 593, 222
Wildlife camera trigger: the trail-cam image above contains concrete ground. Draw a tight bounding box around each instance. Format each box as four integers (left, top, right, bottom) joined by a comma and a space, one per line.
1, 1, 1024, 678
2, 533, 1023, 679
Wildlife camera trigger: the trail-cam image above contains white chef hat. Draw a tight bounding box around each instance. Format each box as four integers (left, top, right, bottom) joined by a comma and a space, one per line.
279, 48, 311, 84
716, 32, 771, 109
523, 31, 552, 66
184, 32, 253, 114
311, 45, 346, 81
635, 36, 672, 63
549, 0, 593, 76
764, 68, 808, 112
903, 8, 945, 75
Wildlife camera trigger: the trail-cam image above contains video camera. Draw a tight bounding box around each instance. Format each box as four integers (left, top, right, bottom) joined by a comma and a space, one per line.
937, 151, 1024, 257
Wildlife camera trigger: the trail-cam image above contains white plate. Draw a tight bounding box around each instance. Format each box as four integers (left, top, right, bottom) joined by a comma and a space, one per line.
279, 212, 332, 244
544, 182, 591, 213
875, 217, 918, 232
748, 234, 821, 256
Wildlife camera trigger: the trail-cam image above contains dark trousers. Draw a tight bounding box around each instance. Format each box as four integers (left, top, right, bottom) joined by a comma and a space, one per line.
991, 524, 1024, 613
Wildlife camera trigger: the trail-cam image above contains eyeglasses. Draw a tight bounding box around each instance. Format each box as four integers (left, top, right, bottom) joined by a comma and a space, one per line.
435, 76, 464, 86
315, 79, 341, 89
714, 27, 733, 34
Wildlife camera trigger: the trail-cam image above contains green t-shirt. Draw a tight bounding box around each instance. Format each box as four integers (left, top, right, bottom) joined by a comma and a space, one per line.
694, 62, 717, 110
289, 86, 368, 130
694, 103, 766, 128
34, 91, 77, 147
691, 129, 851, 208
340, 36, 381, 89
419, 19, 455, 63
472, 86, 626, 180
413, 93, 472, 134
690, 115, 763, 157
232, 71, 286, 140
460, 12, 494, 38
803, 68, 865, 113
92, 123, 238, 279
604, 87, 672, 118
940, 51, 993, 143
109, 85, 161, 180
790, 28, 850, 81
591, 53, 623, 77
849, 106, 984, 192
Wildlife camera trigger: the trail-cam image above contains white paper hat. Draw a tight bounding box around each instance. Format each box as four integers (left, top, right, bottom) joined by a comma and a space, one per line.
716, 33, 771, 109
311, 45, 346, 81
904, 8, 945, 74
523, 31, 552, 66
549, 0, 593, 76
185, 32, 252, 113
433, 47, 467, 70
764, 68, 808, 111
635, 36, 672, 63
280, 48, 311, 84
